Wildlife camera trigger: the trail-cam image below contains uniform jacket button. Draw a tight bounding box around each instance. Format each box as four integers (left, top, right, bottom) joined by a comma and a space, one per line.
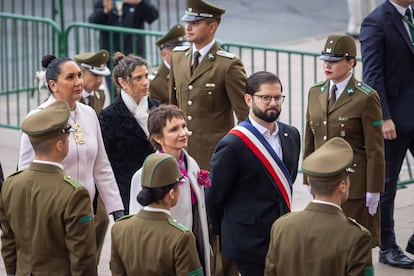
188, 130, 193, 136
188, 100, 192, 105
188, 85, 193, 90
187, 115, 192, 120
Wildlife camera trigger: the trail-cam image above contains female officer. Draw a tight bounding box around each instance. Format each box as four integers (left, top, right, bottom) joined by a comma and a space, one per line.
303, 34, 384, 247
110, 153, 204, 276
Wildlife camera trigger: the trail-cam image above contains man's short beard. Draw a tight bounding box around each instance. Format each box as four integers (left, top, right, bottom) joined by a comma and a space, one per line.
252, 104, 280, 122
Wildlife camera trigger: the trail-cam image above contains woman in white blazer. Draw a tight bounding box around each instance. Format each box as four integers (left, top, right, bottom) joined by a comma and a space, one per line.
130, 104, 211, 276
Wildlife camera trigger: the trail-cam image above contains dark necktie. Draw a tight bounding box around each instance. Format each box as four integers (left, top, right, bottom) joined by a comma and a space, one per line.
405, 8, 414, 43
88, 95, 94, 107
191, 51, 200, 74
328, 85, 337, 111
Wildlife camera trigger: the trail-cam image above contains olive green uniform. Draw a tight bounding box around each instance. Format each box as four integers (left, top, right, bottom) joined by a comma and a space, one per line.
149, 62, 170, 104
304, 76, 385, 246
79, 89, 106, 115
265, 202, 373, 276
169, 43, 248, 169
110, 209, 204, 276
0, 163, 97, 275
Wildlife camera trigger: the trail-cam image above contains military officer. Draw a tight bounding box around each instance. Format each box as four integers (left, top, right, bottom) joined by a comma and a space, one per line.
266, 137, 374, 276
150, 24, 186, 104
169, 0, 249, 170
0, 100, 97, 275
303, 34, 385, 247
74, 49, 111, 114
110, 153, 204, 276
75, 49, 112, 263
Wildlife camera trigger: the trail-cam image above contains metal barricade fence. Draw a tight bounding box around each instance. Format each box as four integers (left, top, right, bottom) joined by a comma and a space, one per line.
0, 0, 186, 33
0, 11, 412, 187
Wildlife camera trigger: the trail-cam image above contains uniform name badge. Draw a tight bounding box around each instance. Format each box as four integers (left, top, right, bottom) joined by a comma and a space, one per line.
73, 123, 85, 144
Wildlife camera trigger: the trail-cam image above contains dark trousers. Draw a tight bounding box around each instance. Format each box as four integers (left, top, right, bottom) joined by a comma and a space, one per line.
235, 260, 264, 276
381, 134, 414, 249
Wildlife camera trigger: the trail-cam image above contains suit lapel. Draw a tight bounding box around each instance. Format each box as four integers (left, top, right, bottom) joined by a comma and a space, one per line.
386, 1, 414, 55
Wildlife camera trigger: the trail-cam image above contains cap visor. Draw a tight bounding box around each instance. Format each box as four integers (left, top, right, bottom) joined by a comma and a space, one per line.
319, 55, 343, 62
181, 14, 204, 22
89, 66, 111, 76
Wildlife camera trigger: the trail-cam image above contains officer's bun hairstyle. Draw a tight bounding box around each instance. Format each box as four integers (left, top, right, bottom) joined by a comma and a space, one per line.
111, 51, 150, 89
137, 183, 179, 206
41, 54, 72, 92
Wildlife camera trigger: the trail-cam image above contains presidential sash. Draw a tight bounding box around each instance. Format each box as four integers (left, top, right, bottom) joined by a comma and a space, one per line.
229, 121, 292, 209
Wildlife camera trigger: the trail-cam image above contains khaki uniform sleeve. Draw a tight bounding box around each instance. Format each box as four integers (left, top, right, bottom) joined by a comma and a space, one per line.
347, 231, 373, 276
110, 226, 127, 276
175, 231, 204, 276
264, 222, 279, 276
225, 58, 248, 123
168, 53, 178, 105
64, 188, 97, 276
303, 91, 315, 185
0, 192, 17, 274
362, 92, 385, 193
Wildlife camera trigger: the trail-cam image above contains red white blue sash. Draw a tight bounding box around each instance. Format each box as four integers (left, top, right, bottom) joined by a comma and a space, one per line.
229, 121, 292, 209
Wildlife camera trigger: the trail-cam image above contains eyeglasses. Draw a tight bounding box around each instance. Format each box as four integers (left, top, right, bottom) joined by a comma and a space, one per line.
253, 94, 286, 104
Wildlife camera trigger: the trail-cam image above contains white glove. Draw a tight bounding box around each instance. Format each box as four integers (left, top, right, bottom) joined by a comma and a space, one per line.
366, 192, 380, 216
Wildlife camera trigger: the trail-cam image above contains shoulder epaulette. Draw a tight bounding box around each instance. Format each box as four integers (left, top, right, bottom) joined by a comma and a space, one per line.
216, 50, 236, 59
8, 170, 24, 177
173, 45, 190, 52
115, 214, 133, 222
168, 217, 189, 232
64, 175, 82, 190
348, 217, 369, 232
355, 81, 374, 95
311, 80, 325, 88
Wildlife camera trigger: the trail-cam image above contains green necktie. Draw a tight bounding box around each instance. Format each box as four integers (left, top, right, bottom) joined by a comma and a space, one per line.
405, 8, 414, 43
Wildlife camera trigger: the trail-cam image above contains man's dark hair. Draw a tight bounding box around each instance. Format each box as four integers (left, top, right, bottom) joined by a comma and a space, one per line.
246, 71, 283, 95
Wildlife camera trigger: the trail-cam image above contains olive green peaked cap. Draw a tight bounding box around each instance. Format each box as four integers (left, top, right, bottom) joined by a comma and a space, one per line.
181, 0, 225, 22
156, 24, 186, 49
74, 49, 111, 76
141, 153, 183, 188
320, 34, 356, 62
21, 100, 73, 141
302, 137, 354, 178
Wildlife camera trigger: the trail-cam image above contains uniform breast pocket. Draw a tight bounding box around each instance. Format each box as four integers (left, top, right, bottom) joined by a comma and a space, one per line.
199, 87, 219, 113
331, 117, 358, 138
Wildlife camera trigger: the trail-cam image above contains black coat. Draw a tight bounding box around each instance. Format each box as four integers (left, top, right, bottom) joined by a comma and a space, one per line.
98, 96, 160, 214
89, 0, 159, 56
206, 120, 300, 265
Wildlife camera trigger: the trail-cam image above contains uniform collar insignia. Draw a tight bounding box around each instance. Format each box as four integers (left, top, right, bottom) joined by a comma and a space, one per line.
208, 53, 215, 61
321, 85, 327, 92
347, 87, 354, 95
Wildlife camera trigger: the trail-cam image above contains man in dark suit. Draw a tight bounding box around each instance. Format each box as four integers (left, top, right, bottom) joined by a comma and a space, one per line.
206, 71, 301, 276
75, 49, 111, 115
169, 0, 249, 170
265, 137, 373, 276
360, 0, 414, 269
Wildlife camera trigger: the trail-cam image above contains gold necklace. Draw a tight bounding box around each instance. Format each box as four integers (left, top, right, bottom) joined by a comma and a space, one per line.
70, 108, 85, 145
